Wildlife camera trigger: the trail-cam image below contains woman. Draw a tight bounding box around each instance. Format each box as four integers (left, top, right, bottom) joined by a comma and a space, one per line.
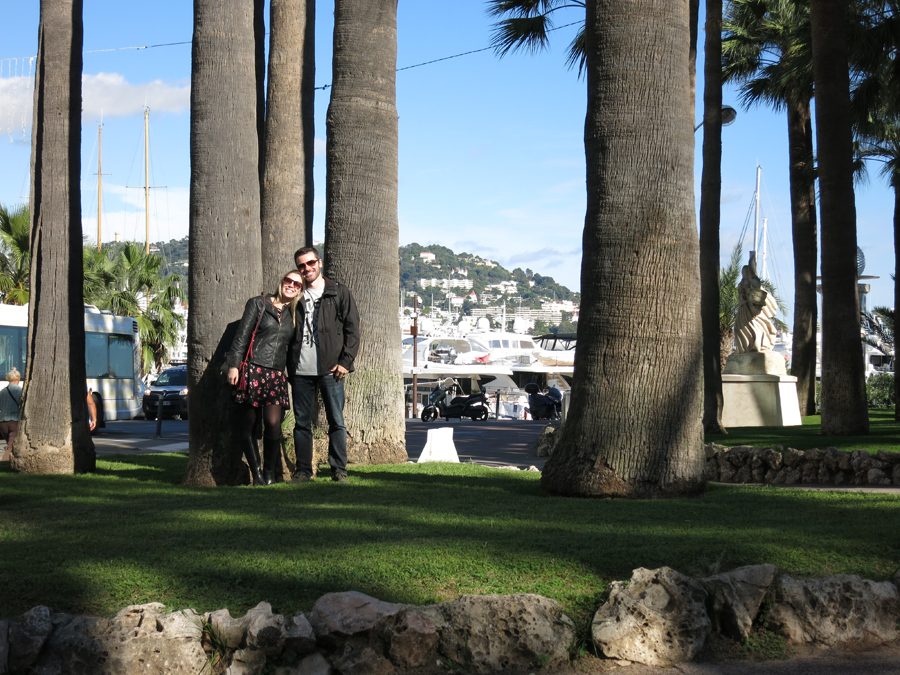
226, 271, 303, 484
0, 367, 23, 461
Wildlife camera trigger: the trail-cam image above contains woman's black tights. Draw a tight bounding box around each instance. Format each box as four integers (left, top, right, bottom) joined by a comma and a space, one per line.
241, 404, 284, 485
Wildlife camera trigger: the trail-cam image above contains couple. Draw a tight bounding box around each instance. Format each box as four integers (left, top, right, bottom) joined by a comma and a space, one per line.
225, 246, 360, 485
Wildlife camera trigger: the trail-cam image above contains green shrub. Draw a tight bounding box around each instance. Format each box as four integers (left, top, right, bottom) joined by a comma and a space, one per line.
866, 372, 895, 408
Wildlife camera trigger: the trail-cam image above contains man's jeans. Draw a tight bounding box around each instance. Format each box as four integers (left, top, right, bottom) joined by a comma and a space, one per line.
292, 374, 347, 476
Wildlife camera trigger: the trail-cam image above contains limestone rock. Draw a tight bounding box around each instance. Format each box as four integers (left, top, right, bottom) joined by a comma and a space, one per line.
769, 574, 900, 647
331, 644, 396, 675
282, 612, 317, 658
535, 425, 558, 457
434, 593, 575, 674
7, 605, 52, 672
376, 607, 440, 669
702, 564, 777, 640
207, 608, 249, 650
592, 567, 710, 667
245, 601, 286, 656
308, 591, 404, 649
290, 651, 333, 675
227, 646, 267, 674
28, 613, 109, 674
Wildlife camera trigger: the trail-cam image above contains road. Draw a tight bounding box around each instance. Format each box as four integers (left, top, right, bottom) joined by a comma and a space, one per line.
93, 418, 549, 469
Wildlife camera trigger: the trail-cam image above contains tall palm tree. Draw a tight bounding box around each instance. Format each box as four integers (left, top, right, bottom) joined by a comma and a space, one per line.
700, 0, 726, 432
14, 0, 94, 475
810, 0, 868, 433
185, 0, 264, 486
723, 0, 819, 417
261, 0, 313, 290
83, 243, 185, 373
852, 0, 899, 416
541, 0, 704, 497
325, 0, 407, 465
0, 204, 31, 305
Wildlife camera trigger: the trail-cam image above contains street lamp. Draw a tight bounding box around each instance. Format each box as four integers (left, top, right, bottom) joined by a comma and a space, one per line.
694, 104, 737, 132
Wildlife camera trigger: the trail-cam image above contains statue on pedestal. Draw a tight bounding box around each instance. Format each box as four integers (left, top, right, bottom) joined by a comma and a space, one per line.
725, 252, 785, 375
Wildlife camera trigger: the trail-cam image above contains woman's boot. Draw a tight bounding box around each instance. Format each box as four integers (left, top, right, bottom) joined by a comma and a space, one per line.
243, 440, 265, 485
261, 437, 279, 485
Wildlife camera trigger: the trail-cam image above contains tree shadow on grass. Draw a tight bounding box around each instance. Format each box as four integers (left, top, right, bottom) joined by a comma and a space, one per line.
94, 453, 189, 484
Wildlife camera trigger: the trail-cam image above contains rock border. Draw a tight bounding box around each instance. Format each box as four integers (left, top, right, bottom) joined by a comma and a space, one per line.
2, 566, 897, 673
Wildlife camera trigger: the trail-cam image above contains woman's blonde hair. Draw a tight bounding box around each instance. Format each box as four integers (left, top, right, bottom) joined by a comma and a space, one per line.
5, 367, 21, 382
275, 271, 303, 326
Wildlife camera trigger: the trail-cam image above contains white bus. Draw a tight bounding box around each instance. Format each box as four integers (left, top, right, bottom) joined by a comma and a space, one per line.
0, 303, 144, 425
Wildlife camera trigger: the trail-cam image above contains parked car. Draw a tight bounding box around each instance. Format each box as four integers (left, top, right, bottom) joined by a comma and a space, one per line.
142, 365, 188, 420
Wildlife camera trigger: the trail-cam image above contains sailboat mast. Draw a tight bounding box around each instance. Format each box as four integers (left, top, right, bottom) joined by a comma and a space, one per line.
752, 165, 761, 259
760, 217, 768, 280
144, 106, 150, 255
97, 123, 103, 251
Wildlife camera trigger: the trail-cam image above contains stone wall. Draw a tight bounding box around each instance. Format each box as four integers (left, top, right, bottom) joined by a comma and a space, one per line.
2, 567, 897, 673
705, 443, 900, 487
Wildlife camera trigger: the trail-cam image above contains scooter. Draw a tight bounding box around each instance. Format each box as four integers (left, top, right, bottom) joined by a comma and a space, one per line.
421, 379, 490, 422
524, 383, 561, 420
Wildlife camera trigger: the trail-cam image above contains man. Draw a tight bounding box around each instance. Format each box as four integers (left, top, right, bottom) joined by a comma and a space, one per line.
289, 246, 360, 482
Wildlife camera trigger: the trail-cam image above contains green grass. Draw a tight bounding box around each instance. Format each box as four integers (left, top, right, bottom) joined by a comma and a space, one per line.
707, 408, 900, 453
1, 454, 898, 638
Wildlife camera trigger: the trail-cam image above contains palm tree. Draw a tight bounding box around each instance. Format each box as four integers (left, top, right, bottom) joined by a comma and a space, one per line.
83, 243, 185, 373
810, 0, 868, 433
541, 0, 704, 497
325, 0, 407, 465
852, 0, 899, 416
0, 204, 31, 305
14, 0, 94, 475
723, 0, 819, 417
487, 0, 586, 73
185, 0, 264, 486
699, 0, 726, 432
261, 0, 313, 291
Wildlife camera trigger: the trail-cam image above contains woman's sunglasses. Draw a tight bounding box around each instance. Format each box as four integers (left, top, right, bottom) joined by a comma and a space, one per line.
282, 277, 303, 289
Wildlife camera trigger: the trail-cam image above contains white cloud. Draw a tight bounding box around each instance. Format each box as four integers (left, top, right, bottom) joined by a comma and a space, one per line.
0, 76, 33, 141
0, 72, 189, 136
81, 183, 189, 245
82, 73, 190, 119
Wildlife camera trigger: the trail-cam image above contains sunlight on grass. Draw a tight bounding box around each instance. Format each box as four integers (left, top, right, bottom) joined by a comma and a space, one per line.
1, 455, 897, 632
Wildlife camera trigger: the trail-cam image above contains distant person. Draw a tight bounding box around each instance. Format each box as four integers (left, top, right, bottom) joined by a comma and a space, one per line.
0, 367, 22, 460
86, 388, 98, 432
226, 270, 303, 485
289, 246, 360, 482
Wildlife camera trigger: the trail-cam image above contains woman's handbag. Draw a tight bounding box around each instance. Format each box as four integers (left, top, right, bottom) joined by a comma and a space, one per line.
232, 297, 266, 403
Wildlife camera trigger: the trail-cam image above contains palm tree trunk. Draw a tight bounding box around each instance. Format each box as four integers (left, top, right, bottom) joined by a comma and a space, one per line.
325, 0, 407, 465
810, 0, 868, 434
13, 0, 94, 475
542, 0, 704, 497
185, 0, 264, 485
894, 182, 899, 420
786, 99, 818, 416
261, 0, 311, 290
700, 0, 724, 433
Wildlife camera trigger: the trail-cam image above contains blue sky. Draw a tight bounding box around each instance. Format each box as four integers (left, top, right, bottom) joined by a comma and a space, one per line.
0, 2, 896, 318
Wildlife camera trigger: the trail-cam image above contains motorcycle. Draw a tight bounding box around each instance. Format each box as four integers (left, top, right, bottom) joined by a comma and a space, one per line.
524, 383, 562, 420
421, 379, 490, 422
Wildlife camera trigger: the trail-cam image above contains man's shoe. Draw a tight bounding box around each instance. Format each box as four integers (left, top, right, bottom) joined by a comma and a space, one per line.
331, 470, 348, 482
292, 472, 313, 483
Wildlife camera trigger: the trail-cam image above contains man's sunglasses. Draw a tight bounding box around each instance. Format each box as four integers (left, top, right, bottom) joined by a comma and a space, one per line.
282, 277, 303, 289
296, 259, 319, 269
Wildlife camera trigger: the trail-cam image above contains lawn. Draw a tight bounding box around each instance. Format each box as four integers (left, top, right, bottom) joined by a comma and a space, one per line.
1, 453, 897, 635
708, 408, 900, 453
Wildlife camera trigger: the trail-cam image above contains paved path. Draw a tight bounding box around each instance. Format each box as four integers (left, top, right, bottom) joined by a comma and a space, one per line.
93, 418, 549, 468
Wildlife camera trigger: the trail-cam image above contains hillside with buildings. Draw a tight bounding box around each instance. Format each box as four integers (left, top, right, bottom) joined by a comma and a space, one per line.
152, 237, 580, 334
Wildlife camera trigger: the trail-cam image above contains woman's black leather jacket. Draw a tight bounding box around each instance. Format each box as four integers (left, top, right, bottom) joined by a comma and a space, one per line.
227, 295, 294, 371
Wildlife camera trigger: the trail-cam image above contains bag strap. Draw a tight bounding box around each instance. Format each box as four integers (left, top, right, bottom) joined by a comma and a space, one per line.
243, 295, 267, 362
4, 386, 20, 408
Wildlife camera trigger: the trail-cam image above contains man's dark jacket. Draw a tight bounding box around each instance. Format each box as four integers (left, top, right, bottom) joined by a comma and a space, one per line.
226, 295, 295, 371
289, 278, 360, 376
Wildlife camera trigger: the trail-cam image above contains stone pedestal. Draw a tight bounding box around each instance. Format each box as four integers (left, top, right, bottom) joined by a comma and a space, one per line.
721, 374, 802, 428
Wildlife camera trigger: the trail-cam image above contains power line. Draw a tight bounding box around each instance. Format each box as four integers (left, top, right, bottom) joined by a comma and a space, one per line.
3, 20, 582, 92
